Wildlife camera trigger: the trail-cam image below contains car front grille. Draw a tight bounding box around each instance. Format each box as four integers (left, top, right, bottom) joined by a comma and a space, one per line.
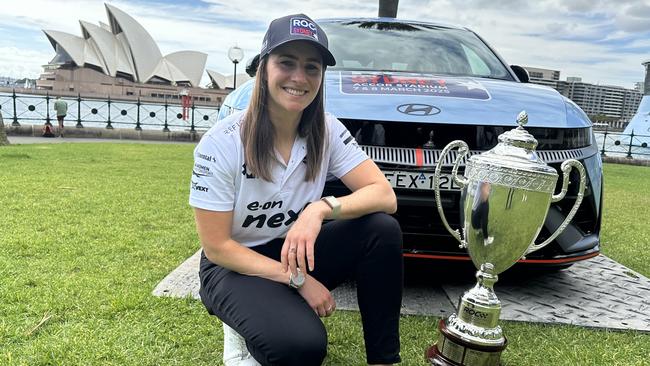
362, 144, 596, 168
323, 153, 600, 258
340, 119, 593, 152
332, 119, 600, 258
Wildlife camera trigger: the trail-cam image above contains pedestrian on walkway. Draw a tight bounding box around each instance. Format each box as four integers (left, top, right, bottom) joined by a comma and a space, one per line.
189, 13, 403, 366
53, 96, 68, 137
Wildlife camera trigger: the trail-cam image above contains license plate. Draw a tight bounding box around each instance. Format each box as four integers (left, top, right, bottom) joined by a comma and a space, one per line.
382, 170, 462, 191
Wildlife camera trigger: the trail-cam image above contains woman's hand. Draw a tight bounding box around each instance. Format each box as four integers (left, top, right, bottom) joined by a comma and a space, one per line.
298, 275, 336, 317
281, 201, 330, 273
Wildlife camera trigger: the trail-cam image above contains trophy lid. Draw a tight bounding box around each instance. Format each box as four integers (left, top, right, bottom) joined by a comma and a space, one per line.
498, 111, 537, 150
471, 111, 557, 176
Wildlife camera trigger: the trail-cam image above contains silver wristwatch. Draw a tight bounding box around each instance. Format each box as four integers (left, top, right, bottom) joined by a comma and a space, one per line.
321, 196, 341, 219
289, 268, 305, 289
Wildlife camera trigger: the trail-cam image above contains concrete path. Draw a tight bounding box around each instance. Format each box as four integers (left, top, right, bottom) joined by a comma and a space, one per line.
153, 250, 650, 332
7, 135, 195, 145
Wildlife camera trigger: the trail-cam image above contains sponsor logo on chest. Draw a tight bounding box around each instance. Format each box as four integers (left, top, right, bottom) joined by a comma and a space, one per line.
241, 200, 308, 229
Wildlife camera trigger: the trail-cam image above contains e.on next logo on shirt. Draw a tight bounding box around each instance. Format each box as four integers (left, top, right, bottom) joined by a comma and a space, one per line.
241, 200, 309, 229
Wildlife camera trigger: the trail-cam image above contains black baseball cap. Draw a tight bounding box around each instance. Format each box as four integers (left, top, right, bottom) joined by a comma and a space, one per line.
260, 14, 336, 66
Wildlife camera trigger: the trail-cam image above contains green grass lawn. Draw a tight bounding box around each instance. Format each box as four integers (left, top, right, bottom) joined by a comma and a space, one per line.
1, 143, 648, 365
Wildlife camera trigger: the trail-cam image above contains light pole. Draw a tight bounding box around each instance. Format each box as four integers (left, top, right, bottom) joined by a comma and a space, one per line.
228, 46, 244, 89
378, 0, 399, 17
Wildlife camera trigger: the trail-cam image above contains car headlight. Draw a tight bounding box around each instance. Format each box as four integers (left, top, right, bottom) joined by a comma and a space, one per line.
528, 127, 593, 150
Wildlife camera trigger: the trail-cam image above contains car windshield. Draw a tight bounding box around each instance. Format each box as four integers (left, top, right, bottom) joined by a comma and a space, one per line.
320, 20, 513, 80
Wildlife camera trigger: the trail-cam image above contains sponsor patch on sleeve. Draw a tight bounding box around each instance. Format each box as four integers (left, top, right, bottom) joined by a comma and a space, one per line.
191, 180, 209, 192
196, 152, 216, 163
193, 162, 213, 178
340, 72, 490, 100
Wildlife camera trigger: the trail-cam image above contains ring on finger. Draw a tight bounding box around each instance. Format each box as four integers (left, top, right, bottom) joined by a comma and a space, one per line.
289, 247, 297, 253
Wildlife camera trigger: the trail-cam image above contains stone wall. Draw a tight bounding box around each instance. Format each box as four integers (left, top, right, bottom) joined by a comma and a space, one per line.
6, 123, 204, 143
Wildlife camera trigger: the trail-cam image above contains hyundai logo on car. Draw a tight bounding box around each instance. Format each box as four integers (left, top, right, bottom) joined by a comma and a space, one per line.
396, 103, 441, 116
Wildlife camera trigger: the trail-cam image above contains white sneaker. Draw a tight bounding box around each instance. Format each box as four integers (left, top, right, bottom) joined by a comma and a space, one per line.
222, 323, 261, 366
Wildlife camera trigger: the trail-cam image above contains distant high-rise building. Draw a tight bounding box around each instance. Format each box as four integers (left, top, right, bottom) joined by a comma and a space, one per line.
622, 88, 643, 120
523, 67, 560, 89
558, 81, 642, 120
634, 81, 644, 94
523, 67, 642, 121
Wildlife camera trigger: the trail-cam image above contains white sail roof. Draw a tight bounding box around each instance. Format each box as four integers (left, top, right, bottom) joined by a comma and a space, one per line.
80, 20, 118, 76
164, 51, 208, 87
99, 21, 111, 32
105, 3, 162, 83
43, 3, 207, 87
151, 58, 187, 84
83, 41, 107, 73
207, 69, 251, 89
114, 33, 136, 78
44, 30, 86, 66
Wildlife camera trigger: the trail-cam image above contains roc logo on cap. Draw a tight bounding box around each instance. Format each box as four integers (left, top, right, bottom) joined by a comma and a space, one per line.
290, 17, 318, 40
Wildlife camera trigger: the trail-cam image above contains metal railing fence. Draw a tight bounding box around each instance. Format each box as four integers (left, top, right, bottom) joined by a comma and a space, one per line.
595, 127, 650, 159
0, 90, 219, 132
2, 90, 649, 159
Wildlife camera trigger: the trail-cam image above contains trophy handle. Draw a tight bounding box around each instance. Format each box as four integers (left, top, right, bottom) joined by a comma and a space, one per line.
434, 140, 470, 248
526, 159, 586, 254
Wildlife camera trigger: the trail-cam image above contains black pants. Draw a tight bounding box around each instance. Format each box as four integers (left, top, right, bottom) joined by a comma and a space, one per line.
199, 213, 403, 365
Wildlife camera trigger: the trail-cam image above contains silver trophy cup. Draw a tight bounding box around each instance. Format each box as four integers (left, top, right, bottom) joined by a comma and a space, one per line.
427, 111, 586, 366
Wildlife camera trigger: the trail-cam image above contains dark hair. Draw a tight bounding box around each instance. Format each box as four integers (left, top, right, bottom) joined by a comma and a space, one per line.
240, 56, 327, 182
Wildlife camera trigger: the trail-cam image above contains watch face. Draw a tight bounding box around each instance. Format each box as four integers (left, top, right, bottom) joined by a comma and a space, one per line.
290, 269, 305, 288
323, 196, 338, 208
322, 196, 341, 219
294, 270, 305, 285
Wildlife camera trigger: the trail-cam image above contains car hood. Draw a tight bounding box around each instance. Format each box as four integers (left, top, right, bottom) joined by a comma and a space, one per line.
324, 71, 589, 128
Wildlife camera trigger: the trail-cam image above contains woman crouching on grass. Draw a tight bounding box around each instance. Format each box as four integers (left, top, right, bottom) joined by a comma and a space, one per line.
189, 13, 403, 366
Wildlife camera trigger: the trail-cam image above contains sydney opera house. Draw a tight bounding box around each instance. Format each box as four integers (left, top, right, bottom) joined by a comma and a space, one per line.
36, 3, 232, 105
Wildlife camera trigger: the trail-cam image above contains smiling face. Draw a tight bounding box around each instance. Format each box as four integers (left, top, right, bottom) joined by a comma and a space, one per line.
265, 41, 323, 122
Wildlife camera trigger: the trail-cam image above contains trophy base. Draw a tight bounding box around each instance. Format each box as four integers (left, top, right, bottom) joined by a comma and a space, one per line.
427, 319, 507, 366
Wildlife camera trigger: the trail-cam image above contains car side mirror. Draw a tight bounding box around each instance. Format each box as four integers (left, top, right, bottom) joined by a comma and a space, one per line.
510, 65, 529, 83
246, 54, 260, 77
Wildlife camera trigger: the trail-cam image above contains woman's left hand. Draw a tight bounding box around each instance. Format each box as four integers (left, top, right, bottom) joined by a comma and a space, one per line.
281, 201, 329, 274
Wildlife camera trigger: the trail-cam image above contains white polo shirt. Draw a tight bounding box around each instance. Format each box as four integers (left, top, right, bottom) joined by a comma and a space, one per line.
189, 111, 368, 247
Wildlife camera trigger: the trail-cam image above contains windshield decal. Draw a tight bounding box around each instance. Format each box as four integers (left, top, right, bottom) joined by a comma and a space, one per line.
339, 72, 490, 100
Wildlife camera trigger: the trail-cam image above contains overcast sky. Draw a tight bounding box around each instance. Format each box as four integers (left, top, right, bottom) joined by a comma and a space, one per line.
1, 0, 649, 88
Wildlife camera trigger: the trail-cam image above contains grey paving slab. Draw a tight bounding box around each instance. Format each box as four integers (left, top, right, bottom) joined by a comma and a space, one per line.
153, 250, 650, 332
332, 282, 454, 317
152, 249, 456, 317
153, 250, 202, 299
442, 255, 650, 332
